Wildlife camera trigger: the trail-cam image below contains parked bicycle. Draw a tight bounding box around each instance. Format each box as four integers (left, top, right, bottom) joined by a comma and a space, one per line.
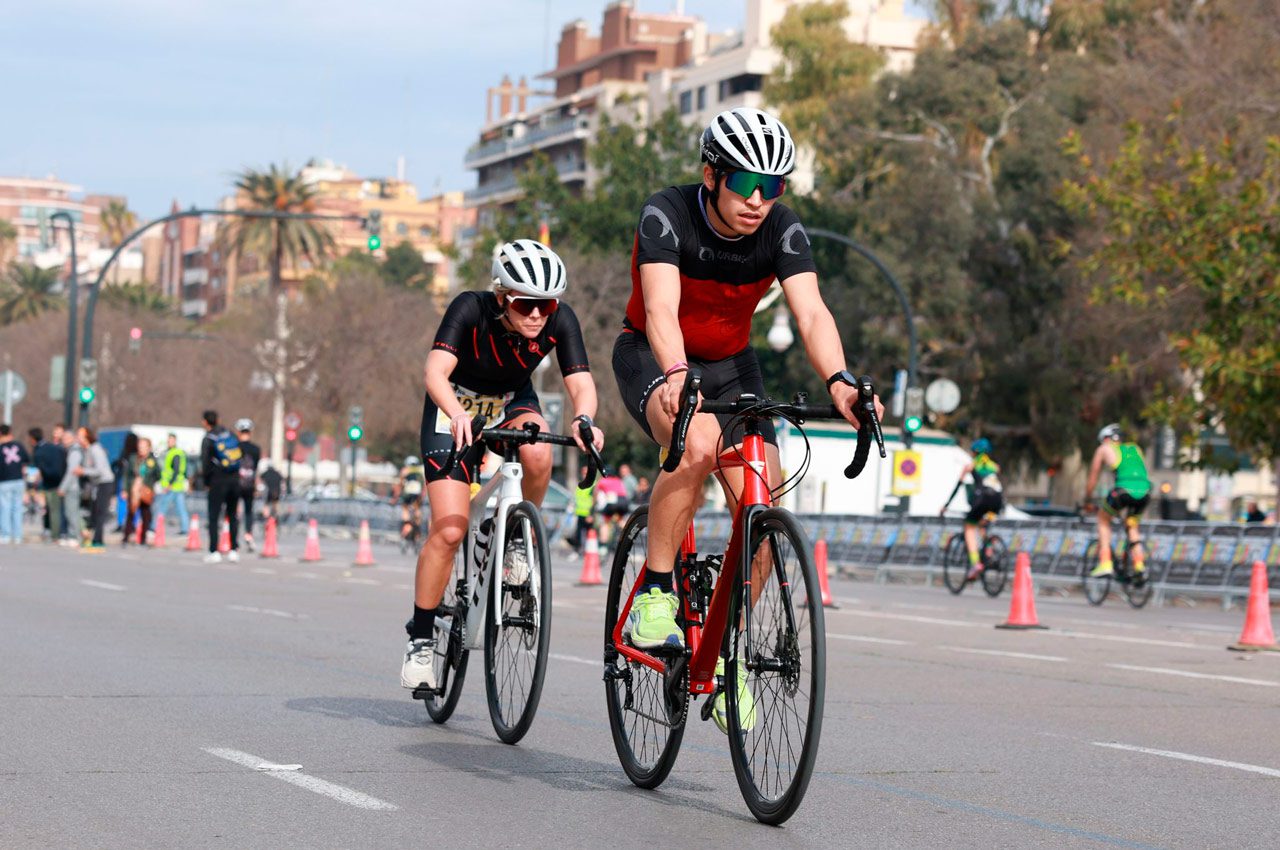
942, 513, 1009, 596
602, 372, 884, 824
414, 417, 604, 744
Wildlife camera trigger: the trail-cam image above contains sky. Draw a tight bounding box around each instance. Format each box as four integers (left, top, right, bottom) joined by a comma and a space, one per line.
3, 1, 926, 219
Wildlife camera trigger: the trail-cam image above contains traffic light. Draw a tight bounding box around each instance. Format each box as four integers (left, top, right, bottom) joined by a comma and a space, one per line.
347, 405, 364, 442
347, 425, 364, 442
285, 427, 298, 443
129, 327, 142, 354
903, 414, 923, 434
78, 386, 95, 405
366, 209, 382, 252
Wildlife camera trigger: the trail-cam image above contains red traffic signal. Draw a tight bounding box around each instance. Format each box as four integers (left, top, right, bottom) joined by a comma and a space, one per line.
285, 428, 298, 443
129, 327, 142, 340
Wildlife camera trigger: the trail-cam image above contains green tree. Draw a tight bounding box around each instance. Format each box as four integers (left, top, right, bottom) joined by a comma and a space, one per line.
1063, 125, 1280, 466
0, 262, 62, 325
100, 282, 172, 314
216, 163, 335, 290
380, 240, 430, 287
0, 220, 17, 267
100, 199, 137, 247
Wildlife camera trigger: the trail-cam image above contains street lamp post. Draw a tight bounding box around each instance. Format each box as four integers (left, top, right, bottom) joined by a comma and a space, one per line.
49, 212, 79, 426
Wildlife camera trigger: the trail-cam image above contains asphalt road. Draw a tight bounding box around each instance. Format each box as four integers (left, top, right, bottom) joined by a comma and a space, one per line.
3, 528, 1278, 848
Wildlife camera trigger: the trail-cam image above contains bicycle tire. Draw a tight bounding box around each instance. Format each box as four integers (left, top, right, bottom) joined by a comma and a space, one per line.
1081, 540, 1112, 606
981, 535, 1009, 597
1121, 545, 1154, 609
726, 508, 825, 826
603, 506, 686, 789
484, 501, 552, 745
942, 533, 969, 594
424, 545, 470, 724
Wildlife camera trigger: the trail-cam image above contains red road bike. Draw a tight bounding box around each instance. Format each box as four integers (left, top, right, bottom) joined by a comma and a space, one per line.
603, 372, 884, 824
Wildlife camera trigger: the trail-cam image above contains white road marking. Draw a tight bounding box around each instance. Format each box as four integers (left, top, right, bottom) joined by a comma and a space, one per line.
203, 747, 397, 810
295, 572, 322, 580
345, 577, 380, 585
250, 567, 277, 575
1055, 616, 1141, 631
835, 609, 983, 628
1092, 742, 1280, 778
1107, 663, 1278, 687
550, 652, 598, 667
393, 583, 413, 591
829, 633, 914, 646
946, 647, 1068, 663
80, 579, 125, 592
1038, 630, 1216, 651
227, 605, 308, 620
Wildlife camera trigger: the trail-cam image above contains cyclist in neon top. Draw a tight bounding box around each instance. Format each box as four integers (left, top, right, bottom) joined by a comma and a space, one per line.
612, 106, 882, 732
1085, 423, 1151, 577
395, 455, 426, 539
402, 239, 605, 692
940, 437, 1005, 580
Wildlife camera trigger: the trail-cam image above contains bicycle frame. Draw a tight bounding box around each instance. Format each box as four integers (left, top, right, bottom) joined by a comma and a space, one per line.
459, 458, 533, 651
610, 425, 772, 696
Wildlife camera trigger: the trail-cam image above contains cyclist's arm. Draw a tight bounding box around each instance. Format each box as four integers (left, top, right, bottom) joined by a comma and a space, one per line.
424, 350, 467, 421
1084, 446, 1107, 496
782, 272, 878, 424
639, 262, 686, 373
941, 464, 973, 511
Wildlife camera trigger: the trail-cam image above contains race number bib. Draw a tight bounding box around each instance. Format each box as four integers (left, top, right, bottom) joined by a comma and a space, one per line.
435, 385, 512, 434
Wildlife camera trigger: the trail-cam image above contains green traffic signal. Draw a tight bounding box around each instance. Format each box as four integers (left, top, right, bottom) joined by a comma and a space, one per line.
347, 425, 364, 442
78, 386, 96, 404
903, 415, 923, 433
367, 235, 381, 251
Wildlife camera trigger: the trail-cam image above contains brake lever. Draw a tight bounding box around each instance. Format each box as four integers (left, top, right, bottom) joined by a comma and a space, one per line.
439, 413, 486, 477
844, 375, 886, 479
661, 370, 702, 474
577, 417, 605, 489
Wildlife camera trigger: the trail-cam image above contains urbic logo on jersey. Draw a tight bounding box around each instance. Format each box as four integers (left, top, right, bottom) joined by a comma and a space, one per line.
780, 222, 810, 256
640, 205, 678, 247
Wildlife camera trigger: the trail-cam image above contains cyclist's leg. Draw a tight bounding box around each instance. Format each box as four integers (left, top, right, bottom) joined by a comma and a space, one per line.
417, 481, 469, 611
1126, 495, 1149, 570
1094, 492, 1117, 575
497, 389, 550, 506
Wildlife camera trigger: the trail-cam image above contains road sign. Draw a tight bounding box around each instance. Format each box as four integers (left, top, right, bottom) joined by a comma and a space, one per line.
891, 449, 922, 496
904, 387, 925, 421
284, 411, 302, 430
50, 355, 66, 402
891, 369, 907, 419
298, 430, 317, 448
925, 378, 961, 414
78, 358, 98, 390
2, 370, 27, 404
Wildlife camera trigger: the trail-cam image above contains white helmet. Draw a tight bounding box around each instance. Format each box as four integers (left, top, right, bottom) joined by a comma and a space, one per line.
491, 239, 567, 298
1097, 423, 1122, 443
405, 455, 420, 466
235, 418, 253, 432
700, 107, 796, 176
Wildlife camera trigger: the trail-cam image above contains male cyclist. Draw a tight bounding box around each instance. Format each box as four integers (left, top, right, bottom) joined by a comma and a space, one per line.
611, 107, 881, 732
402, 239, 606, 691
395, 455, 426, 543
1085, 423, 1151, 578
940, 437, 1005, 581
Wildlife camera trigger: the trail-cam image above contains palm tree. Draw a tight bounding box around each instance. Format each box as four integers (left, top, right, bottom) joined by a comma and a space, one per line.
100, 282, 171, 314
0, 220, 17, 267
0, 262, 62, 325
100, 199, 138, 284
217, 163, 335, 292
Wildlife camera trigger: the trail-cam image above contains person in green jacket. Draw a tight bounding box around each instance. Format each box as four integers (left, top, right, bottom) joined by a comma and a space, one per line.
573, 465, 597, 553
153, 433, 190, 534
1085, 423, 1151, 578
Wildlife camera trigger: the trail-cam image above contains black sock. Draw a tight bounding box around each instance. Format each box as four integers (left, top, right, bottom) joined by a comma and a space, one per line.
642, 570, 674, 594
408, 606, 437, 640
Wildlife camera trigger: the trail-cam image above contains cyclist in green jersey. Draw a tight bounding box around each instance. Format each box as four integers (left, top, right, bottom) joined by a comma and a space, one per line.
940, 437, 1005, 580
1085, 423, 1151, 577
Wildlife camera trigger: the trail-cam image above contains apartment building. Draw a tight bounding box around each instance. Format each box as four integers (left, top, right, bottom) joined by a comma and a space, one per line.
0, 176, 102, 269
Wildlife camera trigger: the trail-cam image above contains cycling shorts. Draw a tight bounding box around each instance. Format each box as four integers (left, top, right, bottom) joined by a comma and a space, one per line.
612, 329, 776, 447
418, 381, 542, 484
1104, 487, 1149, 519
965, 487, 1004, 525
399, 492, 422, 506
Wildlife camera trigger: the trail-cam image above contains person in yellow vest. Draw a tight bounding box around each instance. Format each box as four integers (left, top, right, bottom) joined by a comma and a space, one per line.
573, 465, 597, 554
1085, 424, 1151, 577
940, 437, 1004, 581
153, 433, 190, 535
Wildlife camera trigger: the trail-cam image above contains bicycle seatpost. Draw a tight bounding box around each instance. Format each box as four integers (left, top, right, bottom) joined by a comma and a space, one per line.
844, 375, 886, 480
662, 370, 703, 474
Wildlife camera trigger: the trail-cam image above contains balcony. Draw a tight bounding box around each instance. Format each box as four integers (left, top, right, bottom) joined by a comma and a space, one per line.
181, 299, 208, 318
464, 161, 588, 207
182, 267, 208, 285
464, 114, 593, 169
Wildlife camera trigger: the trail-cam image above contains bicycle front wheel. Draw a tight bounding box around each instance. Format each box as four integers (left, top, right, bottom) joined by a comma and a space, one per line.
726, 508, 825, 826
1081, 540, 1112, 606
942, 533, 968, 594
603, 506, 686, 789
484, 501, 552, 745
424, 546, 470, 724
981, 535, 1009, 598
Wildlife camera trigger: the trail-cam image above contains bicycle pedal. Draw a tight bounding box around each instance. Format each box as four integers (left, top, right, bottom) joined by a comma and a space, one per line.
410, 685, 442, 701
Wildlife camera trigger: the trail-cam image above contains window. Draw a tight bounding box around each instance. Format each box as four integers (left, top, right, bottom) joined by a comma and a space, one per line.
696, 86, 706, 111
718, 73, 763, 102
418, 225, 433, 238
396, 222, 409, 236
679, 90, 693, 115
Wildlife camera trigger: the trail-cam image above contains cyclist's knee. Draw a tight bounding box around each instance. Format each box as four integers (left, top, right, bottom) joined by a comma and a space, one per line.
519, 442, 552, 476
680, 425, 721, 472
428, 516, 466, 549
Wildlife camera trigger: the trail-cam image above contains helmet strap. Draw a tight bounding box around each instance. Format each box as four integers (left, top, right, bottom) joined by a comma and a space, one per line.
706, 170, 736, 235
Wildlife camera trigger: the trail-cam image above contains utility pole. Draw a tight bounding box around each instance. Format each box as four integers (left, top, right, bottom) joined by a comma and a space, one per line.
49, 212, 78, 426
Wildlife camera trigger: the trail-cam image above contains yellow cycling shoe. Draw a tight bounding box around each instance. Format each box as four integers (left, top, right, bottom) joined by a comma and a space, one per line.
1090, 562, 1114, 578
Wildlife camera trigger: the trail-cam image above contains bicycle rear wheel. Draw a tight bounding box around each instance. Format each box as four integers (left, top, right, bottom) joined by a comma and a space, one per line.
726, 508, 825, 826
1122, 547, 1154, 609
1081, 540, 1112, 606
981, 535, 1009, 597
484, 502, 552, 745
424, 546, 470, 724
942, 533, 968, 594
603, 506, 686, 789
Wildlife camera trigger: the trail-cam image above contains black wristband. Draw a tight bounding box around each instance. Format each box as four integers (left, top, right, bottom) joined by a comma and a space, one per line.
826, 370, 856, 391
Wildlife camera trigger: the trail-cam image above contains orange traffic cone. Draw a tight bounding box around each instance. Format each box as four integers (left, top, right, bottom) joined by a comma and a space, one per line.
153, 514, 167, 548
135, 513, 146, 544
260, 516, 280, 559
1228, 561, 1279, 652
815, 539, 837, 608
301, 519, 323, 562
185, 516, 202, 551
354, 520, 376, 567
995, 552, 1047, 630
577, 528, 603, 585
218, 520, 232, 554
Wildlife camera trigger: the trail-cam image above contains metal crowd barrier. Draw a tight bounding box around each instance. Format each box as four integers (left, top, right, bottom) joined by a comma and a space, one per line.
690, 512, 1280, 608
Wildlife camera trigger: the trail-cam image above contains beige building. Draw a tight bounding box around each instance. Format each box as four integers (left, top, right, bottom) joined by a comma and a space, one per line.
0, 176, 102, 270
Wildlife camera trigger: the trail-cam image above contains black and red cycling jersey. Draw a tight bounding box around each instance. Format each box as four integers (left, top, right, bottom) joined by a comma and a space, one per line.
432, 291, 590, 394
624, 183, 817, 361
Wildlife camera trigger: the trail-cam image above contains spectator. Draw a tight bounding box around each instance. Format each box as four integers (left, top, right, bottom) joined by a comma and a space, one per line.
200, 410, 243, 563
618, 462, 639, 502
115, 432, 139, 540
0, 424, 31, 544
58, 428, 84, 547
595, 470, 630, 548
1245, 501, 1267, 524
75, 426, 114, 551
130, 437, 160, 546
30, 425, 67, 542
634, 476, 651, 506
153, 433, 190, 535
234, 419, 261, 551
260, 460, 284, 522
573, 465, 596, 553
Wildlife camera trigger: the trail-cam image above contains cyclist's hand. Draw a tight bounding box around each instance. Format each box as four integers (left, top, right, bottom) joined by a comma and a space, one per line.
656, 370, 688, 422
831, 381, 884, 429
449, 413, 473, 450
573, 425, 605, 453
